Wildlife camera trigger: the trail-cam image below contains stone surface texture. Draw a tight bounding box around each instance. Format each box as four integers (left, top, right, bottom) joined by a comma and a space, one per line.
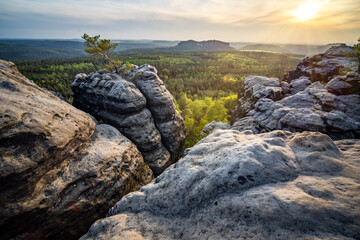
231, 45, 360, 139
230, 75, 283, 123
0, 60, 153, 240
72, 64, 186, 175
81, 129, 360, 240
201, 120, 230, 135
283, 44, 358, 84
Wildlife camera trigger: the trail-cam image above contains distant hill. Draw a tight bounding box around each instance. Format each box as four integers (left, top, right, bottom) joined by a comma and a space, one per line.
0, 38, 344, 61
0, 39, 180, 60
0, 40, 86, 60
0, 43, 86, 61
0, 39, 84, 49
231, 42, 343, 55
172, 40, 234, 51
240, 44, 290, 53
278, 43, 341, 55
114, 40, 179, 51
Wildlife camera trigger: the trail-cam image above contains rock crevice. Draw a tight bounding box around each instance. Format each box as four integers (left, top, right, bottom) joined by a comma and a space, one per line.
230, 45, 360, 139
72, 64, 186, 175
81, 129, 360, 240
0, 60, 153, 240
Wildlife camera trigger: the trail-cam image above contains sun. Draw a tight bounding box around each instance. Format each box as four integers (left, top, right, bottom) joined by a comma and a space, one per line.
293, 1, 321, 21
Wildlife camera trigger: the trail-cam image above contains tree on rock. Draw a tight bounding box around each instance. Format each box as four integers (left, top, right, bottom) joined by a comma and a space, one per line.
82, 33, 122, 73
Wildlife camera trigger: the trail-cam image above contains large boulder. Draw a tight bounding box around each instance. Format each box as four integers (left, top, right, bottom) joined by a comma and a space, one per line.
72, 64, 186, 176
231, 45, 360, 139
80, 129, 360, 240
0, 60, 153, 239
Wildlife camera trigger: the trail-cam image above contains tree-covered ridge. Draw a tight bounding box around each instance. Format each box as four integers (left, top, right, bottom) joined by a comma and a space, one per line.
15, 51, 300, 148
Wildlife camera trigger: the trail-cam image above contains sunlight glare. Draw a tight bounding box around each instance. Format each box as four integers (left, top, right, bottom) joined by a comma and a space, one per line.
293, 1, 321, 21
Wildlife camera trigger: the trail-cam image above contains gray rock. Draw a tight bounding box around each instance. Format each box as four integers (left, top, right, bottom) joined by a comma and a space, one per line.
336, 94, 360, 122
0, 59, 95, 182
279, 108, 326, 132
326, 72, 360, 95
201, 120, 231, 135
73, 73, 147, 114
248, 85, 360, 139
289, 76, 311, 94
324, 43, 356, 57
50, 91, 69, 102
230, 44, 360, 140
0, 60, 153, 240
80, 129, 360, 240
72, 64, 186, 175
231, 116, 265, 134
231, 75, 283, 124
284, 44, 357, 84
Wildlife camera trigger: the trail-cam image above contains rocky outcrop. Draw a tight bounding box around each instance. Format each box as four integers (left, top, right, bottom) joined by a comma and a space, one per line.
230, 75, 283, 124
283, 44, 358, 84
81, 129, 360, 240
0, 60, 153, 239
231, 45, 360, 139
201, 120, 230, 135
72, 64, 186, 175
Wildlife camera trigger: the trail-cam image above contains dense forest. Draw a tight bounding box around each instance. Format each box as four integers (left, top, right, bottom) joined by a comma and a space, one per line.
15, 51, 301, 149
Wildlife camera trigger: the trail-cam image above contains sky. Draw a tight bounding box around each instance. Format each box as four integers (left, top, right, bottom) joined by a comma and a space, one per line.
0, 0, 359, 44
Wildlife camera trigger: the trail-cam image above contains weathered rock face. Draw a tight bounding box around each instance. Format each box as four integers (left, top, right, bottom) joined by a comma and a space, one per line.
230, 75, 283, 124
231, 45, 360, 139
72, 64, 186, 175
283, 44, 358, 84
0, 60, 153, 239
81, 129, 360, 240
201, 120, 230, 135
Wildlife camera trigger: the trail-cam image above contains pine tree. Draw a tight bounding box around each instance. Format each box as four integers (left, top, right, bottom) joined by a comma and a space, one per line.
81, 33, 122, 73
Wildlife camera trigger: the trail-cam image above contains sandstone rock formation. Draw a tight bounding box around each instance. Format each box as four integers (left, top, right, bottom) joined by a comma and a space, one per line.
283, 44, 358, 84
201, 120, 230, 135
231, 45, 360, 139
0, 60, 153, 239
81, 129, 360, 240
231, 75, 283, 123
72, 64, 186, 175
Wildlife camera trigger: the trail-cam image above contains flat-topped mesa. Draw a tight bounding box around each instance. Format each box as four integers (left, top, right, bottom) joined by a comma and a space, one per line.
72, 64, 186, 176
230, 44, 360, 140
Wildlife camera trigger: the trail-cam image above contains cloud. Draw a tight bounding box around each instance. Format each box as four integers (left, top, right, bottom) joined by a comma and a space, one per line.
0, 0, 359, 42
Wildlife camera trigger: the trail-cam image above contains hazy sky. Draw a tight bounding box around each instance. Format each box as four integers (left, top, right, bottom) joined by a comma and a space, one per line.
0, 0, 359, 44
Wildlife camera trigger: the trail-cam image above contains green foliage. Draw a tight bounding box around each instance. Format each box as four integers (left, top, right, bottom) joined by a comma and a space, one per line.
82, 33, 120, 73
122, 61, 134, 72
178, 94, 238, 149
0, 43, 85, 60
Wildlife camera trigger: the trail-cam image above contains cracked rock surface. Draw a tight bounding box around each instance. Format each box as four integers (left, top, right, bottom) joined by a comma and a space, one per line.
81, 129, 360, 240
0, 60, 153, 240
72, 64, 186, 175
231, 45, 360, 139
